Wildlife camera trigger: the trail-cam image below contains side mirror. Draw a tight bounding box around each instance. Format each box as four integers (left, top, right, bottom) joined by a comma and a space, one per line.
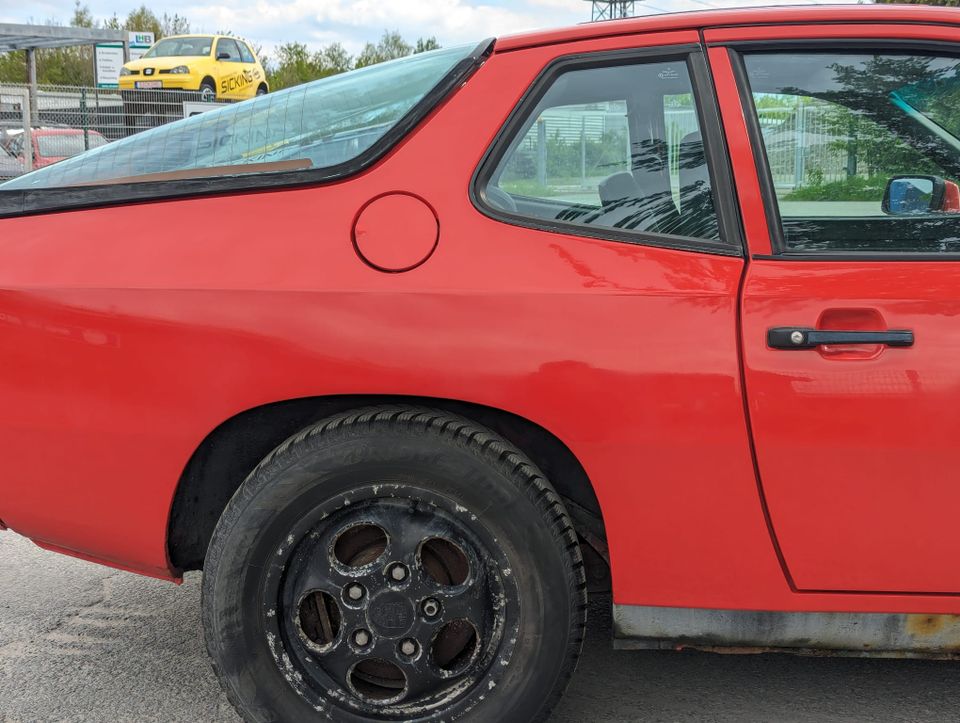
217, 52, 231, 60
882, 175, 960, 215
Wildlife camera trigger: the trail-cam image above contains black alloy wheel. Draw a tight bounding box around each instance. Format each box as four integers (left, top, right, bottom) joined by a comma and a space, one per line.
202, 407, 586, 722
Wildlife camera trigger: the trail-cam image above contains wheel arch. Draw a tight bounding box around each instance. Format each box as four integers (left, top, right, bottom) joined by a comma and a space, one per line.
167, 395, 608, 585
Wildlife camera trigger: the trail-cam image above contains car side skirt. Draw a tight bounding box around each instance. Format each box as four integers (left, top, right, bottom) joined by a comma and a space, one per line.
613, 604, 960, 659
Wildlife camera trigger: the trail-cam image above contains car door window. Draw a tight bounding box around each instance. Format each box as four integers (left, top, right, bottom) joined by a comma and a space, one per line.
742, 51, 960, 253
217, 38, 242, 62
478, 56, 724, 245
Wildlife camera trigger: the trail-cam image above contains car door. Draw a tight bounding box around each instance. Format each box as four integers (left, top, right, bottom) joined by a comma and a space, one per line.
466, 36, 793, 607
214, 37, 244, 99
707, 24, 960, 593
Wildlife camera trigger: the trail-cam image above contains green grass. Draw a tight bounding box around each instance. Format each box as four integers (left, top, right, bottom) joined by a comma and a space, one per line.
783, 176, 888, 202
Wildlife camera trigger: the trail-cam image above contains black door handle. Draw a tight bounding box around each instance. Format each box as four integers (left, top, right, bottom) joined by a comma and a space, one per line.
768, 327, 914, 350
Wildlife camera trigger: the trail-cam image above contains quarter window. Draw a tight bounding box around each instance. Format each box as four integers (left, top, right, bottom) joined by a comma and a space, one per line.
743, 51, 960, 253
239, 42, 256, 64
479, 56, 723, 244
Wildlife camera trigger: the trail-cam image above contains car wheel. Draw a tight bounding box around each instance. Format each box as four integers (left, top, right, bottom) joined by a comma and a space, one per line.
256, 85, 268, 96
202, 406, 587, 722
200, 81, 216, 101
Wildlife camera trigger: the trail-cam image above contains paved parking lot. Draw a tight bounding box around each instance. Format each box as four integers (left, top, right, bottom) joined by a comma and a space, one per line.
1, 531, 959, 722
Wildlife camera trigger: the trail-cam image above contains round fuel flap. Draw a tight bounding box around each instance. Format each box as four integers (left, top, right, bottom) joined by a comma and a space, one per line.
352, 192, 439, 272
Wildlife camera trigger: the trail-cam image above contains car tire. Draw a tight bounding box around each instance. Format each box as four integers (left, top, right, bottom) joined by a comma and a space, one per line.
256, 85, 268, 96
202, 406, 587, 722
199, 80, 216, 101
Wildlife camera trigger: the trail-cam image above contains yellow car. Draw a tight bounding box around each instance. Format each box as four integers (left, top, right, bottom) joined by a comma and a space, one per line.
119, 34, 268, 101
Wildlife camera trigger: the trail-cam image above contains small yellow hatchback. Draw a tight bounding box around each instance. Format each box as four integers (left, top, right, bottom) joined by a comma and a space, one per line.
119, 35, 268, 101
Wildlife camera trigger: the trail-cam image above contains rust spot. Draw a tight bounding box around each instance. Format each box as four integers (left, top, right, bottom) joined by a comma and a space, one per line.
906, 614, 960, 638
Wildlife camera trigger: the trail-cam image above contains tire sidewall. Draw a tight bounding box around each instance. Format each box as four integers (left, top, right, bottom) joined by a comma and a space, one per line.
203, 420, 578, 722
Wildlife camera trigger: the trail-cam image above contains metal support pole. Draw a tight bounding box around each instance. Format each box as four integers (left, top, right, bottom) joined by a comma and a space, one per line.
794, 101, 805, 189
580, 116, 586, 188
18, 88, 32, 173
536, 118, 547, 188
26, 47, 38, 127
81, 87, 90, 150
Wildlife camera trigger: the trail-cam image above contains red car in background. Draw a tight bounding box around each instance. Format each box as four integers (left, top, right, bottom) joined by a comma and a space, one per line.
5, 127, 108, 169
2, 5, 960, 721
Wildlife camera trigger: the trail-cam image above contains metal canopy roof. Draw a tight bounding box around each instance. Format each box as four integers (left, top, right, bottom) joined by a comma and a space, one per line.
0, 23, 126, 52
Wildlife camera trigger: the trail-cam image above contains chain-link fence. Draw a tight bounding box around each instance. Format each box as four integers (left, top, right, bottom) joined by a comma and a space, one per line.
0, 83, 232, 182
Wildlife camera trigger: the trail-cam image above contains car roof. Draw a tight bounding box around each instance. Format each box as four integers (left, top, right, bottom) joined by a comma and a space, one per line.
496, 3, 960, 51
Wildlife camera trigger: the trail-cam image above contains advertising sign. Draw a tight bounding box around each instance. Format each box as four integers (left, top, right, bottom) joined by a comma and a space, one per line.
95, 31, 156, 88
128, 31, 155, 61
94, 44, 125, 88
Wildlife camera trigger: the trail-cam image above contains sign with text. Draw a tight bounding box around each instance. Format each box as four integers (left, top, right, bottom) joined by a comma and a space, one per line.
95, 31, 156, 88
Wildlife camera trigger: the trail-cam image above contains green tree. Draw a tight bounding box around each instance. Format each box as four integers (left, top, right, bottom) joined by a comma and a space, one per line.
32, 1, 97, 86
161, 13, 190, 37
124, 5, 163, 38
414, 37, 441, 54
319, 42, 352, 74
265, 41, 354, 90
355, 30, 412, 68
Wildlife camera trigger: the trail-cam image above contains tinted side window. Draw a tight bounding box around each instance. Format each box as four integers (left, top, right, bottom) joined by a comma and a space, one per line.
239, 42, 256, 64
743, 51, 960, 253
217, 38, 242, 62
480, 58, 723, 244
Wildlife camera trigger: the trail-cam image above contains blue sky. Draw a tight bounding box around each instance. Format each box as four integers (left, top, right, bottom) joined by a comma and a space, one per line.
0, 0, 866, 58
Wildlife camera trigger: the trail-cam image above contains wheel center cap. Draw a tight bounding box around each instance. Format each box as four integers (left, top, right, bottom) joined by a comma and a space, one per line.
368, 590, 415, 638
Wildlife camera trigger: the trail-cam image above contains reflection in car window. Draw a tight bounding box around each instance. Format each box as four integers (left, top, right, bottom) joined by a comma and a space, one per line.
0, 44, 475, 190
36, 134, 107, 158
482, 59, 722, 243
743, 52, 960, 253
217, 38, 242, 62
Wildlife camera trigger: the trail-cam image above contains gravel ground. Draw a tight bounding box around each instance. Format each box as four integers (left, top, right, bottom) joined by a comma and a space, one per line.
2, 531, 959, 722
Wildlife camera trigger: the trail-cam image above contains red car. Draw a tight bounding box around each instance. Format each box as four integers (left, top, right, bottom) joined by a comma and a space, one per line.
6, 127, 108, 170
2, 5, 960, 721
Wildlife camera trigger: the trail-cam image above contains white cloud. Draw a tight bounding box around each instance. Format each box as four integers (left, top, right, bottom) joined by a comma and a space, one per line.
177, 0, 564, 56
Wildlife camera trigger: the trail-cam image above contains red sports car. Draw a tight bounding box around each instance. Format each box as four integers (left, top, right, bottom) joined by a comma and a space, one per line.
2, 5, 960, 721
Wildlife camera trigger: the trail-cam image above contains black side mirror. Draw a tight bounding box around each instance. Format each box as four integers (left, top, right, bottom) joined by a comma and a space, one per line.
217, 52, 231, 60
882, 175, 945, 215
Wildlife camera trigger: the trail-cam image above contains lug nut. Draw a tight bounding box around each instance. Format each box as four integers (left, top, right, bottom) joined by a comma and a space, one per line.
388, 563, 408, 582
353, 629, 371, 647
346, 583, 365, 601
421, 598, 440, 618
400, 639, 418, 657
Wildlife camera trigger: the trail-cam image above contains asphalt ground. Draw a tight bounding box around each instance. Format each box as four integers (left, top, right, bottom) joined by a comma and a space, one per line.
1, 531, 958, 722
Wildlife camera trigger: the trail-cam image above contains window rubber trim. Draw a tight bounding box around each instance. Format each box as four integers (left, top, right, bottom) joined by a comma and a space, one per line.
0, 38, 495, 219
726, 38, 960, 260
469, 43, 745, 258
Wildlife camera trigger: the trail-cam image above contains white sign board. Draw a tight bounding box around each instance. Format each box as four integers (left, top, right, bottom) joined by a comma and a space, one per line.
94, 31, 156, 89
94, 44, 125, 88
182, 101, 228, 119
129, 31, 154, 61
